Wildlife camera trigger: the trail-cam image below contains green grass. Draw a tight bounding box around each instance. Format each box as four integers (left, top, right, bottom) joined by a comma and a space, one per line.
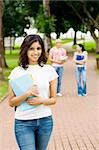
72, 40, 96, 52
0, 81, 8, 102
84, 40, 96, 52
0, 49, 19, 102
5, 49, 19, 69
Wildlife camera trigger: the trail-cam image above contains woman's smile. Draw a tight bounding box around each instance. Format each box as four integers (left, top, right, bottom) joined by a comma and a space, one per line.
27, 41, 42, 65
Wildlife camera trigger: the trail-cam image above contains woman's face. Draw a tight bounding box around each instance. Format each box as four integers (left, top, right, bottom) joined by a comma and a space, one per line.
76, 45, 82, 52
27, 41, 42, 65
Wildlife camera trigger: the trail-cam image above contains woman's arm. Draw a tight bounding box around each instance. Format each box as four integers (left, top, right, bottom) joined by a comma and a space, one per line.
44, 78, 57, 105
73, 51, 88, 65
81, 54, 88, 63
8, 84, 39, 107
27, 78, 57, 106
73, 55, 84, 65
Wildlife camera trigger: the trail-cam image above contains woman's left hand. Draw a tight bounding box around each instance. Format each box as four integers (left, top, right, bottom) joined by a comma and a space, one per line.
26, 96, 44, 105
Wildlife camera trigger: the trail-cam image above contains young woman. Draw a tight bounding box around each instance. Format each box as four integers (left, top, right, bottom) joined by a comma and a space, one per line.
73, 44, 88, 96
8, 34, 58, 150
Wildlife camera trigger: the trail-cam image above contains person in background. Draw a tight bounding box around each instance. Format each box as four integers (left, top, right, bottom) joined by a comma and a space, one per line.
8, 34, 58, 150
73, 44, 88, 96
48, 39, 67, 96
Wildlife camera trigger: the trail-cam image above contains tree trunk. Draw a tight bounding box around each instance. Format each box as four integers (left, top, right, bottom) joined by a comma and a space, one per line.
90, 29, 99, 53
91, 32, 99, 69
73, 30, 77, 45
43, 0, 51, 51
56, 32, 60, 39
0, 0, 8, 68
96, 38, 99, 53
10, 37, 12, 54
44, 33, 51, 52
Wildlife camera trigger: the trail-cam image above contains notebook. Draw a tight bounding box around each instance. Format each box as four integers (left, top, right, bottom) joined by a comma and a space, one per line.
9, 74, 39, 111
60, 55, 68, 61
76, 55, 84, 60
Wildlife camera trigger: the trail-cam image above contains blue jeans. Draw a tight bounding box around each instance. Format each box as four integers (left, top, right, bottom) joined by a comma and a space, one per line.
76, 66, 87, 95
15, 116, 53, 150
53, 66, 63, 93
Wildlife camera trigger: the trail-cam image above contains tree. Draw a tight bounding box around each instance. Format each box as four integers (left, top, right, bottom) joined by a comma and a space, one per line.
50, 0, 82, 43
35, 2, 56, 50
0, 0, 4, 56
66, 1, 99, 52
50, 1, 68, 38
0, 0, 8, 68
3, 0, 30, 37
43, 0, 51, 50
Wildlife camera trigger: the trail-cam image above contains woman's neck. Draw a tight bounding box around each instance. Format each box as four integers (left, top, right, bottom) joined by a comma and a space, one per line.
29, 61, 38, 65
78, 51, 82, 54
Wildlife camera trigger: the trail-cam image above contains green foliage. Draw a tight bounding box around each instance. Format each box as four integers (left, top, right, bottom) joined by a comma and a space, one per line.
62, 20, 71, 33
35, 5, 56, 34
96, 54, 99, 59
3, 0, 30, 37
66, 1, 99, 31
72, 45, 77, 49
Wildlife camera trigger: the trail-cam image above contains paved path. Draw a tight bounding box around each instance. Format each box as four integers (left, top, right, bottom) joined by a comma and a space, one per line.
0, 54, 99, 150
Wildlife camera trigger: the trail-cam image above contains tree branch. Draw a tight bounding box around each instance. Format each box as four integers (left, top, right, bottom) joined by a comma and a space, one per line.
80, 0, 99, 29
66, 2, 90, 30
90, 29, 98, 41
66, 2, 85, 24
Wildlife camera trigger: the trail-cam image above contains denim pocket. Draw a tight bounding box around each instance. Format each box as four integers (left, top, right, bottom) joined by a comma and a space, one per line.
39, 116, 53, 135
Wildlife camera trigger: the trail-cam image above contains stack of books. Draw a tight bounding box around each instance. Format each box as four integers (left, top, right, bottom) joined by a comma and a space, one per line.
9, 74, 39, 111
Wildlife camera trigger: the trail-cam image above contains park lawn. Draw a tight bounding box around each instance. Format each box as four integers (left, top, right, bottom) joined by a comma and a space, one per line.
84, 40, 96, 52
0, 81, 8, 102
73, 40, 96, 52
0, 49, 19, 102
6, 50, 19, 68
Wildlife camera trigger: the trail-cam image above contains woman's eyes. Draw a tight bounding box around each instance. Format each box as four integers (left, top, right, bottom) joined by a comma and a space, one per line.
37, 47, 42, 50
29, 47, 42, 51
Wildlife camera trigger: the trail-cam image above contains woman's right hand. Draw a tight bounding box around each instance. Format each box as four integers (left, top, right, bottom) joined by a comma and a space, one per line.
26, 85, 39, 97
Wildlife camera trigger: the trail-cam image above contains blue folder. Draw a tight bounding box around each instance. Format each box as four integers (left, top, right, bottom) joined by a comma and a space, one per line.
76, 55, 84, 60
9, 74, 38, 111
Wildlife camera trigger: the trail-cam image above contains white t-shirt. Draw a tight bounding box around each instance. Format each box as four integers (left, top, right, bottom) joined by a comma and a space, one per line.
74, 51, 88, 68
8, 64, 58, 120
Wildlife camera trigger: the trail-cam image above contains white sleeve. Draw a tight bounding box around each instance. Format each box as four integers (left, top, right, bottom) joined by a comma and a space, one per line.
49, 66, 58, 82
84, 51, 88, 59
8, 67, 19, 80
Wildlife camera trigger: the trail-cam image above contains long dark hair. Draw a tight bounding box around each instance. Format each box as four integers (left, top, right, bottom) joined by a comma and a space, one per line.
19, 34, 47, 69
78, 44, 86, 52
